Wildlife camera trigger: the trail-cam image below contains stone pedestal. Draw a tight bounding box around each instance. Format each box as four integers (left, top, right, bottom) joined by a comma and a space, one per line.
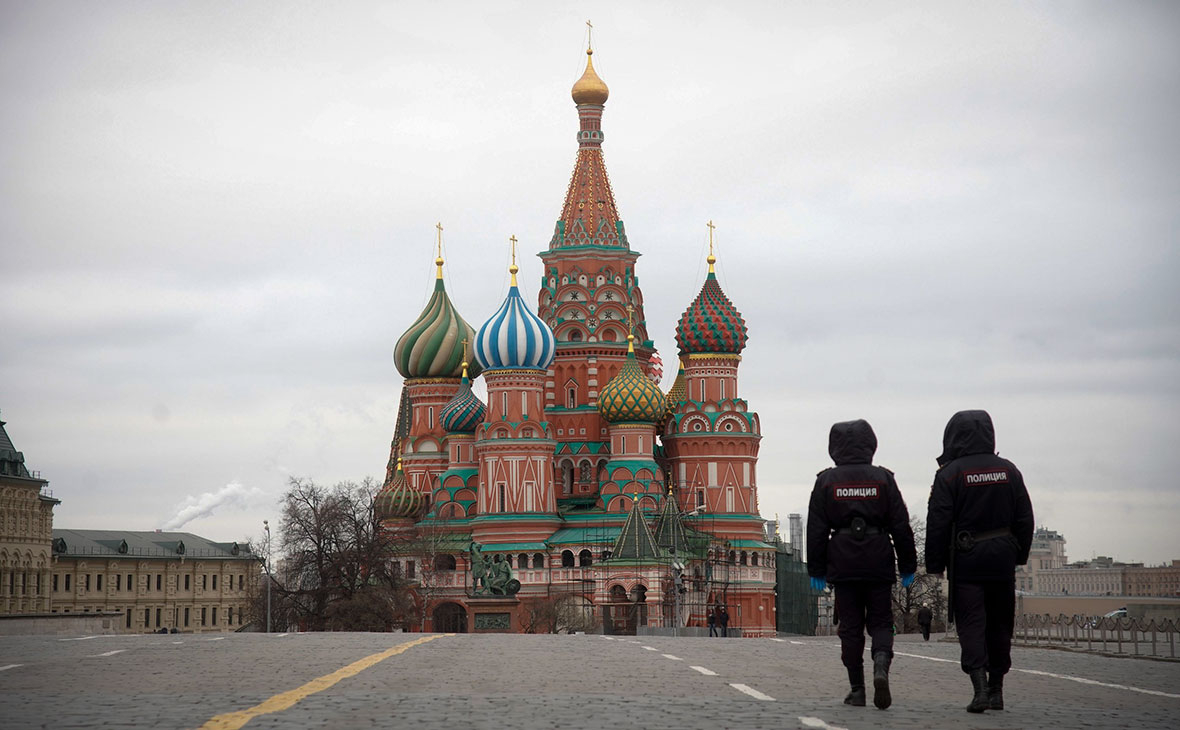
467, 596, 521, 633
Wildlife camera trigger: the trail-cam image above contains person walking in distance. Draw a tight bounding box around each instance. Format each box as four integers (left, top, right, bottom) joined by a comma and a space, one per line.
719, 606, 730, 637
707, 609, 717, 637
925, 410, 1034, 713
918, 603, 933, 641
807, 420, 917, 709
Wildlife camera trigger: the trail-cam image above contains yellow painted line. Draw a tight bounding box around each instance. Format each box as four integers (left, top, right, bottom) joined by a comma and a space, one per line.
198, 634, 446, 730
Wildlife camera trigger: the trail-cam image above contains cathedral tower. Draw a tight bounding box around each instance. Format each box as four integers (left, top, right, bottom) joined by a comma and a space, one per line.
538, 45, 657, 503
471, 242, 560, 545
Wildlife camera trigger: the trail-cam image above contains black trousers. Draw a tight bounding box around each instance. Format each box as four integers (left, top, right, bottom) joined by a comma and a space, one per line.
953, 579, 1015, 675
834, 581, 894, 669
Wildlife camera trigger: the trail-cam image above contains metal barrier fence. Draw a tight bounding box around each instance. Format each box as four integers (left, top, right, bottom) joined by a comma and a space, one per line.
1014, 613, 1178, 659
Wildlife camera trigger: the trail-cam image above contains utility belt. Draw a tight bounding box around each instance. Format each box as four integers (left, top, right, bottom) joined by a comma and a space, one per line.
955, 527, 1012, 552
833, 517, 882, 540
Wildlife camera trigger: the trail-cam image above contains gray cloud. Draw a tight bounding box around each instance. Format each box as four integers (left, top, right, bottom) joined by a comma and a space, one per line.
2, 1, 1177, 564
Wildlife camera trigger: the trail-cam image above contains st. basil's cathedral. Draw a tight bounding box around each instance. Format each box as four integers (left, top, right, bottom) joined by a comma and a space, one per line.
375, 44, 777, 636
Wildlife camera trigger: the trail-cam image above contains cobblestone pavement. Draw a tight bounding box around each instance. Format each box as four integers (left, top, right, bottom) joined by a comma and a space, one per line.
1, 630, 1178, 729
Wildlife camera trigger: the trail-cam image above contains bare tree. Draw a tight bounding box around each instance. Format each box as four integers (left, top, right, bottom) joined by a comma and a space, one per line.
892, 517, 947, 632
264, 476, 414, 631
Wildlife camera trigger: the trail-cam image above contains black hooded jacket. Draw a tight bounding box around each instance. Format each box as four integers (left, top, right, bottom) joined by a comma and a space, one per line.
924, 410, 1034, 581
806, 420, 918, 583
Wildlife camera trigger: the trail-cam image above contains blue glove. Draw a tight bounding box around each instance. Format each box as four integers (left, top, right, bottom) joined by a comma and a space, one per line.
810, 577, 827, 591
901, 573, 915, 587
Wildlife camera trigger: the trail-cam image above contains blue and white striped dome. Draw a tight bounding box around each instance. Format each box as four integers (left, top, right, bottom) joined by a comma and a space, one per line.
475, 275, 556, 371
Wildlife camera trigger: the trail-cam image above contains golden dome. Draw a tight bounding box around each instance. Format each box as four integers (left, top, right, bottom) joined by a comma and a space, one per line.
571, 49, 609, 105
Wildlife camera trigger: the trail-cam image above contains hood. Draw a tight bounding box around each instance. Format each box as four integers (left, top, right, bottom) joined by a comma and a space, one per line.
828, 419, 878, 465
938, 410, 996, 465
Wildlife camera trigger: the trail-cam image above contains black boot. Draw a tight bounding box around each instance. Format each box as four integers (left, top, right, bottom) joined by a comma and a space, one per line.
987, 671, 1004, 710
872, 652, 892, 709
966, 668, 990, 713
844, 666, 866, 706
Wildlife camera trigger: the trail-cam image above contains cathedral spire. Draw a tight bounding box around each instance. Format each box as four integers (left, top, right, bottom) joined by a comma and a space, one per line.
550, 42, 625, 250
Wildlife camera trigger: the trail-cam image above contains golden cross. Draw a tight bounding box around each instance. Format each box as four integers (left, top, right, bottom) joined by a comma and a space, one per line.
509, 235, 517, 266
586, 19, 593, 50
706, 220, 715, 257
626, 303, 634, 332
436, 222, 444, 256
461, 337, 468, 361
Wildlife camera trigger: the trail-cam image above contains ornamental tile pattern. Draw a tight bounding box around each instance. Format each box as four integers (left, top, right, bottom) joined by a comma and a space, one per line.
597, 352, 667, 424
675, 272, 749, 355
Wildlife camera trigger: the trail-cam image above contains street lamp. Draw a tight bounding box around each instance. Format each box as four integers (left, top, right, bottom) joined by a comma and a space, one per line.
263, 520, 271, 633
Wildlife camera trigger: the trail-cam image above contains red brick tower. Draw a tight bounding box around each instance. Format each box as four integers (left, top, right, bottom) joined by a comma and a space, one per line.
664, 228, 764, 544
537, 45, 660, 504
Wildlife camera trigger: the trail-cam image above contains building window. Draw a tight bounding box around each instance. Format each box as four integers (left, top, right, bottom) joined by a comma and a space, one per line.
126, 608, 132, 628
533, 553, 545, 569
127, 574, 133, 591
212, 575, 217, 591
85, 574, 91, 591
212, 607, 218, 626
428, 406, 434, 428
561, 550, 575, 568
156, 608, 162, 627
501, 392, 508, 416
202, 575, 207, 591
720, 379, 725, 399
498, 484, 506, 513
157, 574, 162, 591
407, 561, 415, 579
228, 607, 233, 625
115, 574, 121, 591
144, 609, 150, 628
53, 574, 59, 592
184, 607, 190, 627
238, 575, 243, 591
579, 550, 593, 567
522, 392, 528, 418
201, 607, 207, 626
567, 388, 576, 408
185, 575, 191, 591
65, 574, 71, 592
97, 574, 103, 591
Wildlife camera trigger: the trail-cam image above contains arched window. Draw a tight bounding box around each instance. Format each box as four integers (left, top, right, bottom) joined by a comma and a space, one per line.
610, 585, 628, 602
751, 553, 759, 567
740, 551, 748, 566
532, 553, 545, 569
504, 554, 513, 568
433, 554, 456, 571
564, 463, 574, 495
729, 550, 737, 564
568, 330, 582, 342
579, 550, 593, 567
567, 387, 577, 408
518, 553, 529, 569
561, 550, 575, 568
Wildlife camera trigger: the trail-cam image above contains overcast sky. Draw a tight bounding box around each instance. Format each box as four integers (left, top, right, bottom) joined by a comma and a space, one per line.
2, 1, 1177, 565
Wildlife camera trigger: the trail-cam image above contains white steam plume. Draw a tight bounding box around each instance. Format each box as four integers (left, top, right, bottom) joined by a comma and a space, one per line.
161, 481, 263, 531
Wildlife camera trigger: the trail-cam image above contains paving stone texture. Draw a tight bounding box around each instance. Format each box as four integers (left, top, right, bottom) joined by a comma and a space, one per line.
1, 631, 1177, 729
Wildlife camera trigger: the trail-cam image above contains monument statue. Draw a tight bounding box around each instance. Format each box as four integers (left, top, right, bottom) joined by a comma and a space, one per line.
468, 541, 521, 596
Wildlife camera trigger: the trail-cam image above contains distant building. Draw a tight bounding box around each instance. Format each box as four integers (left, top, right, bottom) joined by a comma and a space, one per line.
0, 410, 260, 632
1015, 526, 1067, 593
0, 412, 59, 615
49, 529, 260, 633
1125, 561, 1180, 598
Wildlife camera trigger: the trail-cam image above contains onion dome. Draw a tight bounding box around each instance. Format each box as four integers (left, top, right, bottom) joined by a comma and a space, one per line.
664, 359, 687, 419
440, 362, 486, 434
474, 250, 556, 371
598, 334, 667, 424
571, 49, 609, 105
394, 251, 481, 379
374, 458, 423, 521
675, 247, 748, 355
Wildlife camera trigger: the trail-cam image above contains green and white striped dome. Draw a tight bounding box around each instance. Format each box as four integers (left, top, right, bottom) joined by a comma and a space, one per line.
395, 263, 481, 379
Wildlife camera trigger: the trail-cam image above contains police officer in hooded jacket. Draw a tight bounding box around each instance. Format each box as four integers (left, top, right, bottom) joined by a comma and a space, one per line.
807, 420, 917, 710
925, 410, 1033, 713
